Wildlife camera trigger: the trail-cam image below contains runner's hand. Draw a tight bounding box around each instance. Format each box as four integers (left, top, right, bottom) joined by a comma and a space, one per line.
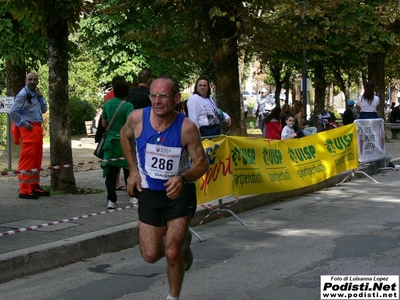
164, 176, 184, 199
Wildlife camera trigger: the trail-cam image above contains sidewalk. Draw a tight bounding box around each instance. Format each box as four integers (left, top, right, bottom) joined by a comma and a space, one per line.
0, 137, 399, 284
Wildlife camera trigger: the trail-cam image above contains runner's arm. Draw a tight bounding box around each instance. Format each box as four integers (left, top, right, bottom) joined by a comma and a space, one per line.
120, 110, 142, 196
180, 118, 209, 182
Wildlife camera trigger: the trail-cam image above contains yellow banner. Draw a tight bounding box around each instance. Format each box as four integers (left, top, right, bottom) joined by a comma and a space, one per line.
196, 124, 358, 204
196, 136, 232, 203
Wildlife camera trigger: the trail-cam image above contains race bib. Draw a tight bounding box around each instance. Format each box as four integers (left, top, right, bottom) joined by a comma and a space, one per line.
145, 143, 181, 180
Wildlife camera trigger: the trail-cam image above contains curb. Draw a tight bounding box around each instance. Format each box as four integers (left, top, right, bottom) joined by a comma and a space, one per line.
0, 222, 138, 284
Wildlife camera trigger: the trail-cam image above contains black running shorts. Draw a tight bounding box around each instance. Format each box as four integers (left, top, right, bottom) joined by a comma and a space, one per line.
137, 183, 197, 227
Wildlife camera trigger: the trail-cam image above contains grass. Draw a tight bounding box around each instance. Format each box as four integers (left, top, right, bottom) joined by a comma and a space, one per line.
246, 116, 262, 136
41, 185, 105, 195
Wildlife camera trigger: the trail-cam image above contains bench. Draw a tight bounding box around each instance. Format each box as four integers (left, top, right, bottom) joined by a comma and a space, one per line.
85, 121, 95, 137
386, 123, 400, 139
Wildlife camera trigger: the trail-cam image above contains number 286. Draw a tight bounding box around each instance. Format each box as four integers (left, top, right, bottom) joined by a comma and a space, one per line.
151, 158, 174, 170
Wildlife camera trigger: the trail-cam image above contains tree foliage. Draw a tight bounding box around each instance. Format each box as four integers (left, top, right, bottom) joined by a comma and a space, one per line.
0, 3, 47, 68
78, 0, 203, 88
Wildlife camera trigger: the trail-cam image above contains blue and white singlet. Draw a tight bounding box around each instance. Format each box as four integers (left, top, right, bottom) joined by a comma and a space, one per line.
136, 107, 190, 191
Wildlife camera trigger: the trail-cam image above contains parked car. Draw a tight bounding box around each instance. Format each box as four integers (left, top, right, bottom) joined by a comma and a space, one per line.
242, 90, 257, 101
267, 93, 286, 104
242, 90, 251, 100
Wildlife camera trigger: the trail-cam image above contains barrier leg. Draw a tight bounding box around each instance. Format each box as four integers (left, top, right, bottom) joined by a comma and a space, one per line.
189, 227, 205, 242
378, 167, 398, 173
207, 199, 246, 226
377, 156, 398, 174
354, 170, 379, 183
339, 169, 355, 184
338, 168, 378, 184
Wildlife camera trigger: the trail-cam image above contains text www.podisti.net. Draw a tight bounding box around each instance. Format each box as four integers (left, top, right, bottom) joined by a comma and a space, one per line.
320, 275, 399, 300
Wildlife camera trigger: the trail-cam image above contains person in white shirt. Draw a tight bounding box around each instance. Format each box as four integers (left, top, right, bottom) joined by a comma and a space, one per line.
187, 76, 231, 137
357, 81, 379, 119
252, 88, 273, 133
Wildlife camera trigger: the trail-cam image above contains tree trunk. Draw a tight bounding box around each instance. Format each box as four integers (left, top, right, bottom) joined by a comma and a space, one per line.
270, 63, 284, 107
390, 79, 399, 104
314, 64, 327, 115
48, 19, 77, 193
6, 61, 25, 95
214, 47, 244, 136
368, 50, 386, 118
284, 71, 290, 104
209, 1, 246, 136
333, 68, 348, 104
327, 82, 334, 109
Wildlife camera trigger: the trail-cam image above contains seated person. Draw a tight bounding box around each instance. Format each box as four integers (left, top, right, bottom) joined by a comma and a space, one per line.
342, 100, 358, 125
389, 101, 400, 139
264, 106, 282, 139
280, 103, 292, 128
390, 101, 400, 123
293, 101, 317, 136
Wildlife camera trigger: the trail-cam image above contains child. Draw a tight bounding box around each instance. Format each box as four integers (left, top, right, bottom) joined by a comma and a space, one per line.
281, 115, 299, 140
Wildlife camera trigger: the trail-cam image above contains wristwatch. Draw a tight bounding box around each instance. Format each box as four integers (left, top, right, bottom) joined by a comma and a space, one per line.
178, 174, 187, 185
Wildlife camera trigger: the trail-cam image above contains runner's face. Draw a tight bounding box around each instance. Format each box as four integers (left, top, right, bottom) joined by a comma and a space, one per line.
26, 74, 39, 91
150, 79, 179, 117
197, 80, 208, 98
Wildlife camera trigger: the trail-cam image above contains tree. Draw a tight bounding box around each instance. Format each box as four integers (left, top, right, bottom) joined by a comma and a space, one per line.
245, 0, 400, 119
305, 0, 400, 117
76, 0, 257, 162
47, 18, 79, 192
5, 0, 90, 193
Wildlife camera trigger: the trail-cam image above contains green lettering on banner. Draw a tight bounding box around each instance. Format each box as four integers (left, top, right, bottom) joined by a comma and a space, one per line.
233, 172, 263, 188
325, 133, 353, 154
334, 151, 355, 167
262, 147, 283, 166
296, 162, 327, 179
287, 145, 316, 164
267, 170, 292, 185
231, 147, 256, 166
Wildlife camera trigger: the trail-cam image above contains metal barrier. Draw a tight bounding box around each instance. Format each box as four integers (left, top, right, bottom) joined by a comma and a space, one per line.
340, 119, 396, 184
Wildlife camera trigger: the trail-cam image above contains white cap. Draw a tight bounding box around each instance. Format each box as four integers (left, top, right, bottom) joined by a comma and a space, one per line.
261, 88, 267, 93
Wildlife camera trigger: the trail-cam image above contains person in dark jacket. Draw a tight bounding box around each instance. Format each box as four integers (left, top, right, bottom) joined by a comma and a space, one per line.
126, 69, 152, 109
342, 100, 358, 125
390, 101, 400, 123
389, 101, 400, 139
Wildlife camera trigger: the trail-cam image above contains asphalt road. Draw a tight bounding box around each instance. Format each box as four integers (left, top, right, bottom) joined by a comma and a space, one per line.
1, 170, 399, 300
